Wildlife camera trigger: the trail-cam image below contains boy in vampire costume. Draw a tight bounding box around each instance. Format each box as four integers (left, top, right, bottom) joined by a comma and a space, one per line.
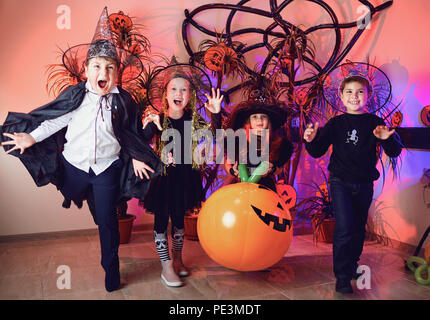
0, 7, 162, 292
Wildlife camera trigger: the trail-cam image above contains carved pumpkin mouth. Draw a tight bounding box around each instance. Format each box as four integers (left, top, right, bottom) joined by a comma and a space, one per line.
250, 201, 292, 232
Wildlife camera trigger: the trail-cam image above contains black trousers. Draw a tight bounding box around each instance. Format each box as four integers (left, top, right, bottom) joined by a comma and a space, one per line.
329, 175, 374, 281
59, 155, 123, 291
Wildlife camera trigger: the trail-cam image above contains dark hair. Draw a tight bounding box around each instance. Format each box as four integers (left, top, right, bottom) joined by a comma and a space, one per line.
340, 75, 372, 95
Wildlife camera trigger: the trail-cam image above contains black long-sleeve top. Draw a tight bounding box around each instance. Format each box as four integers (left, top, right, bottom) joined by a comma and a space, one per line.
305, 113, 402, 183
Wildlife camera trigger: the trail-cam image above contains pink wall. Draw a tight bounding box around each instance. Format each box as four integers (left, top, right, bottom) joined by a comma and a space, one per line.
0, 0, 429, 247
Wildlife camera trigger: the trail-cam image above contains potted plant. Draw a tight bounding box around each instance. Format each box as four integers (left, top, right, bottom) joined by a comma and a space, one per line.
116, 201, 136, 244
293, 173, 335, 243
184, 206, 201, 241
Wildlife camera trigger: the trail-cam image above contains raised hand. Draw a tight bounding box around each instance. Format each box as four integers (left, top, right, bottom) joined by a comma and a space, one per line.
1, 132, 36, 155
204, 87, 223, 114
303, 122, 319, 143
373, 125, 395, 140
132, 158, 155, 180
142, 111, 162, 131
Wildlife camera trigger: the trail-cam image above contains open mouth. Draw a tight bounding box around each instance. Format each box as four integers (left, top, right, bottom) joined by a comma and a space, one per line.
98, 80, 107, 89
173, 99, 182, 106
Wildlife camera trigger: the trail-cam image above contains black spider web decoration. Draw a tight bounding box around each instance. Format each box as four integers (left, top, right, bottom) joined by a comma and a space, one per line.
181, 0, 393, 103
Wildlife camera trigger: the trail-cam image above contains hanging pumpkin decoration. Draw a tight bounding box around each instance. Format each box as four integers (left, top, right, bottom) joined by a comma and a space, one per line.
276, 180, 297, 209
279, 55, 292, 70
109, 11, 133, 35
194, 33, 246, 87
419, 106, 430, 127
391, 110, 403, 127
294, 87, 308, 107
107, 10, 151, 57
204, 42, 238, 73
129, 43, 142, 55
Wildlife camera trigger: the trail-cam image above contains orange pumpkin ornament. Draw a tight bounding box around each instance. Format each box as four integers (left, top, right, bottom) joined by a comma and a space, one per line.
109, 11, 133, 34
391, 111, 403, 128
197, 183, 293, 271
419, 106, 430, 127
276, 180, 297, 209
203, 43, 237, 73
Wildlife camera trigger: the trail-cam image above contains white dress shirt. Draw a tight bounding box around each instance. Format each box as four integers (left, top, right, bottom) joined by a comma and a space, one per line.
30, 81, 121, 175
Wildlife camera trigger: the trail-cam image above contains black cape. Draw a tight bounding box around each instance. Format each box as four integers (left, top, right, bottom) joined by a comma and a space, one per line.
0, 82, 162, 220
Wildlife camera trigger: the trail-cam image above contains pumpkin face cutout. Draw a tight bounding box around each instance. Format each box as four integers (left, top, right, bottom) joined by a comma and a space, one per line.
276, 180, 297, 209
197, 183, 293, 271
419, 106, 430, 127
109, 11, 133, 34
203, 43, 237, 73
391, 111, 403, 127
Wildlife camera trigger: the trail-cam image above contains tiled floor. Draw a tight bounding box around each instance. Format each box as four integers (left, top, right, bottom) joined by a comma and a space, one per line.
0, 226, 429, 300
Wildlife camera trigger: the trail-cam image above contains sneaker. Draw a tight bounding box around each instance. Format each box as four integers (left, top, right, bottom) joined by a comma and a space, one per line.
335, 278, 353, 294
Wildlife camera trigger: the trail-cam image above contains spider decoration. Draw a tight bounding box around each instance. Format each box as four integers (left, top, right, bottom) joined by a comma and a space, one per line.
181, 0, 395, 186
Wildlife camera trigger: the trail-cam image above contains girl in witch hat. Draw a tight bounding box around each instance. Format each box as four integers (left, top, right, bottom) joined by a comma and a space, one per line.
223, 76, 294, 192
0, 7, 162, 292
141, 57, 223, 287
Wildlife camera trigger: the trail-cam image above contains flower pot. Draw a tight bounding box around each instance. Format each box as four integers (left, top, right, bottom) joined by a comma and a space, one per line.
313, 217, 336, 243
118, 214, 136, 244
184, 214, 199, 241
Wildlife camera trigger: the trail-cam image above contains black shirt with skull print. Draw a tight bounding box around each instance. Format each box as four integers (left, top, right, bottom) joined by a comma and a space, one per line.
305, 113, 402, 183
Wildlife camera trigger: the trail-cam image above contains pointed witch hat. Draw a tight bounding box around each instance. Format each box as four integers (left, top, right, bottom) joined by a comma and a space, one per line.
61, 7, 143, 84
225, 74, 287, 131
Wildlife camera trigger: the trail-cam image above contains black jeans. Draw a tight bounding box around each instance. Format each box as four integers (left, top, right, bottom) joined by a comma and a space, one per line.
329, 175, 374, 280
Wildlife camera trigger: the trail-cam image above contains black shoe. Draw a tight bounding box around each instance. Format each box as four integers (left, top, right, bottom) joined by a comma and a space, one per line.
335, 279, 353, 294
105, 270, 121, 292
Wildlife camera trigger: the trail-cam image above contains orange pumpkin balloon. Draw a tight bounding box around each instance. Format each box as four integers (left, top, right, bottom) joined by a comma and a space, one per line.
197, 183, 293, 271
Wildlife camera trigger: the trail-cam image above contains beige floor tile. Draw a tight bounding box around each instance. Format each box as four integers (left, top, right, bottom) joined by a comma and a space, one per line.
0, 231, 428, 300
0, 274, 43, 299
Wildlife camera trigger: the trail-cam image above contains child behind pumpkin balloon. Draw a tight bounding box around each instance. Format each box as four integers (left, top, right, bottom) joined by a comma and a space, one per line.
223, 80, 293, 192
